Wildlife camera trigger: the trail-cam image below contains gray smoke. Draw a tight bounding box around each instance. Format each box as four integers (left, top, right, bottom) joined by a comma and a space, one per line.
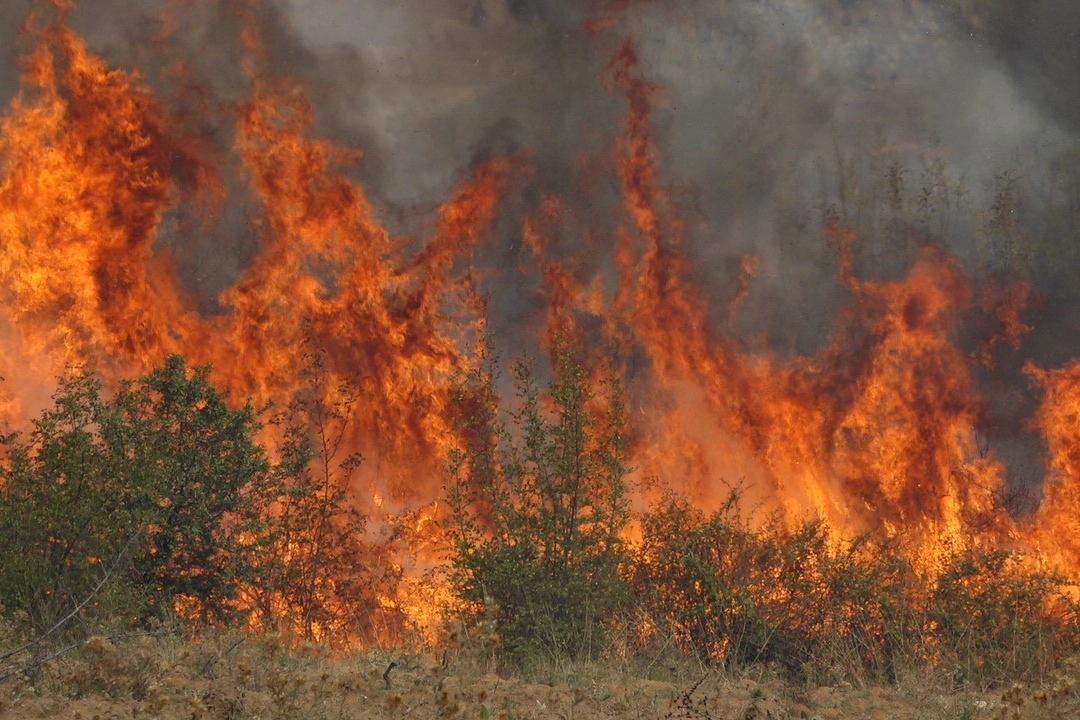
262, 0, 1079, 350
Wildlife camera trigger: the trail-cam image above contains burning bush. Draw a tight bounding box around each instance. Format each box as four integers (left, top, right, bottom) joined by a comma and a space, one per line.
241, 347, 407, 647
1, 349, 1079, 689
630, 490, 914, 682
928, 550, 1080, 684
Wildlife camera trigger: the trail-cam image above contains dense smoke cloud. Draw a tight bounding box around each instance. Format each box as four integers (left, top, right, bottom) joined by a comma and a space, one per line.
261, 0, 1079, 355
968, 0, 1080, 133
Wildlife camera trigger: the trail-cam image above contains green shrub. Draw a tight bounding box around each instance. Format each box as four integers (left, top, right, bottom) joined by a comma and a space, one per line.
444, 340, 632, 668
0, 352, 404, 648
105, 355, 273, 624
0, 371, 142, 634
0, 355, 272, 633
630, 491, 920, 682
928, 549, 1080, 686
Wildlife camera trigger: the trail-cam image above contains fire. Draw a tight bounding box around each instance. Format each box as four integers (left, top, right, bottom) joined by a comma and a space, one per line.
0, 19, 202, 376
3, 0, 1080, 638
588, 39, 1016, 563
1026, 360, 1080, 575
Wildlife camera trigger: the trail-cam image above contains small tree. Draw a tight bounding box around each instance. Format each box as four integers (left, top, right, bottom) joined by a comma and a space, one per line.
445, 340, 632, 668
0, 355, 274, 634
0, 372, 138, 633
243, 347, 403, 647
102, 354, 272, 624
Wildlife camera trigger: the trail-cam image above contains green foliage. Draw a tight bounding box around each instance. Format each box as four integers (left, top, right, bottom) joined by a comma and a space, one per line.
106, 355, 272, 623
0, 371, 140, 633
928, 550, 1080, 685
445, 340, 632, 668
0, 355, 272, 632
632, 490, 924, 683
0, 352, 408, 647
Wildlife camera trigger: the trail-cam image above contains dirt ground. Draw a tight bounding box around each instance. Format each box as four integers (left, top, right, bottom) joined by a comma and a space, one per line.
0, 633, 1076, 720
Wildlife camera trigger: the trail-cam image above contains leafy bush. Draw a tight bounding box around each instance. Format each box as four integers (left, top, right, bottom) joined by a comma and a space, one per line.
928, 550, 1080, 685
445, 341, 632, 668
0, 371, 142, 634
0, 352, 404, 649
631, 491, 925, 682
0, 355, 272, 633
107, 355, 273, 623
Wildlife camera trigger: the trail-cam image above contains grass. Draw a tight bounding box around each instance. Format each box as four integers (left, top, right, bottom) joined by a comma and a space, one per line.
1, 629, 1079, 720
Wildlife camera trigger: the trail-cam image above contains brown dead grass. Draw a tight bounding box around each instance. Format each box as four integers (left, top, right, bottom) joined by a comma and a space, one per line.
0, 632, 1078, 720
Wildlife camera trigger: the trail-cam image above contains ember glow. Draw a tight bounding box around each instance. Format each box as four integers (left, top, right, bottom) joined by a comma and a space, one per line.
2, 0, 1080, 630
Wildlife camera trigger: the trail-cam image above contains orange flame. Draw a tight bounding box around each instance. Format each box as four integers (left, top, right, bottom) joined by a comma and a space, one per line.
4, 2, 1080, 636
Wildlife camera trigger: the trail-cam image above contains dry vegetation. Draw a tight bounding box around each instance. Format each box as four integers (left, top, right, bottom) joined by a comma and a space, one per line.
2, 629, 1080, 720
